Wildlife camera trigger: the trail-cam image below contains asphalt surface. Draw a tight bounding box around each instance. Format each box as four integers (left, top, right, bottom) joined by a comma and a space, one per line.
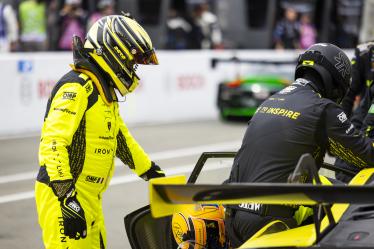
0, 119, 248, 249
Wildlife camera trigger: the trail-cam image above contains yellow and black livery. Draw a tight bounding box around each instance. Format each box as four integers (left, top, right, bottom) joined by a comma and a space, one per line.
35, 13, 162, 249
124, 152, 374, 249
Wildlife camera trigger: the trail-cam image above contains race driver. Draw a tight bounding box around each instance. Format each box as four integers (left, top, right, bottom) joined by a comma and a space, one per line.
35, 14, 165, 249
224, 43, 374, 248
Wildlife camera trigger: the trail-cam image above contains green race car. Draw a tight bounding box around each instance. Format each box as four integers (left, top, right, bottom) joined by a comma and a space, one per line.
217, 75, 291, 119
212, 57, 295, 120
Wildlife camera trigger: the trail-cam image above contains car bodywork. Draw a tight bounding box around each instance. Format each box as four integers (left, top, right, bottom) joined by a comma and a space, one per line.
125, 152, 374, 248
212, 57, 295, 120
217, 76, 290, 118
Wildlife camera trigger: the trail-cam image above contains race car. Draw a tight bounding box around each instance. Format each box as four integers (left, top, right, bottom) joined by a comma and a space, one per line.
213, 57, 295, 120
124, 152, 374, 249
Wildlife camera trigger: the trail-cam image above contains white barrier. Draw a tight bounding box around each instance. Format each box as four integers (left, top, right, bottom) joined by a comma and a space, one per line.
0, 50, 304, 137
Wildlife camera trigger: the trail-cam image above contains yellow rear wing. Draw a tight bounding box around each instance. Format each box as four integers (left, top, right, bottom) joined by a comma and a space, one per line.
150, 168, 374, 218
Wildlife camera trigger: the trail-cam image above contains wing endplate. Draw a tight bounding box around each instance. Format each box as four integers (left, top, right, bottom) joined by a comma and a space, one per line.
149, 175, 197, 218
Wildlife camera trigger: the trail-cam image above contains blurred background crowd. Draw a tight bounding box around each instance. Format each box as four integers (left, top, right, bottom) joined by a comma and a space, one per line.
0, 0, 371, 53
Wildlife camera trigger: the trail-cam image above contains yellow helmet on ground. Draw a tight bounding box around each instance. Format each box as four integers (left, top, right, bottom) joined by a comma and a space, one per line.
172, 204, 228, 249
84, 13, 158, 96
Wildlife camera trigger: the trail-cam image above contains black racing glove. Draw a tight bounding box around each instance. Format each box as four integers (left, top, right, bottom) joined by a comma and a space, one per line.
140, 162, 165, 181
60, 187, 87, 240
349, 48, 365, 94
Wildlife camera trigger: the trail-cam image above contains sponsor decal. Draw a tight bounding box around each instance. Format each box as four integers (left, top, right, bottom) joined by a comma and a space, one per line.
56, 165, 64, 177
94, 148, 113, 155
257, 106, 301, 120
279, 86, 297, 94
238, 203, 262, 212
172, 222, 184, 242
38, 79, 56, 99
53, 108, 76, 115
104, 116, 114, 135
337, 112, 347, 123
17, 60, 33, 73
114, 46, 127, 60
205, 220, 217, 229
52, 140, 64, 177
85, 82, 93, 93
51, 140, 57, 152
334, 52, 351, 78
58, 216, 67, 243
346, 124, 354, 134
62, 91, 77, 100
302, 60, 314, 66
294, 78, 309, 86
85, 175, 105, 184
68, 201, 81, 212
99, 136, 115, 140
177, 75, 205, 90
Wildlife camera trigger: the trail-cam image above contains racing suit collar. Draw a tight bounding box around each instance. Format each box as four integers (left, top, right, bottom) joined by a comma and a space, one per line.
300, 74, 325, 97
71, 38, 117, 105
71, 64, 117, 106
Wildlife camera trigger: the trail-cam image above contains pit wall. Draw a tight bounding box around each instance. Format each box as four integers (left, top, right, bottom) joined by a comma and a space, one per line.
0, 50, 351, 137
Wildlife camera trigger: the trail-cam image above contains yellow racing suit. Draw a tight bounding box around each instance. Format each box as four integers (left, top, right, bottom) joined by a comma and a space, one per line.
35, 68, 154, 249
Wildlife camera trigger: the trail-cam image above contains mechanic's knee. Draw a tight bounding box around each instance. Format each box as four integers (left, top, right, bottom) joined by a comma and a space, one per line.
226, 211, 272, 247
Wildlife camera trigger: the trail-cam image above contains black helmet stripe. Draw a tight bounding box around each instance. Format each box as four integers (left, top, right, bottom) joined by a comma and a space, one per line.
115, 19, 146, 53
95, 18, 132, 64
111, 17, 145, 54
117, 16, 149, 50
91, 23, 132, 77
101, 25, 127, 69
115, 17, 149, 52
96, 18, 106, 45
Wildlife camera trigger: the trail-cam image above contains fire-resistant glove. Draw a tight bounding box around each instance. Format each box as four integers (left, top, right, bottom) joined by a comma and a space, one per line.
60, 187, 87, 240
140, 162, 165, 181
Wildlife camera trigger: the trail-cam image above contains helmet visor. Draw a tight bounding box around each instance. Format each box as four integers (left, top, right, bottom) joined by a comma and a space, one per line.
133, 48, 159, 65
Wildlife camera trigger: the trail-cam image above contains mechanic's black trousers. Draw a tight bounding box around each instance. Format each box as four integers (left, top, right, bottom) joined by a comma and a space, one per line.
225, 210, 297, 248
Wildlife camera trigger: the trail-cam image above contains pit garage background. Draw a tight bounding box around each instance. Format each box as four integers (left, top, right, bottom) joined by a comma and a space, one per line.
0, 49, 349, 249
0, 0, 370, 247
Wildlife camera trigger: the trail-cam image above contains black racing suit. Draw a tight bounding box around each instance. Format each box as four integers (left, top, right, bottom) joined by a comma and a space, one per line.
342, 42, 374, 121
336, 42, 374, 182
225, 78, 374, 247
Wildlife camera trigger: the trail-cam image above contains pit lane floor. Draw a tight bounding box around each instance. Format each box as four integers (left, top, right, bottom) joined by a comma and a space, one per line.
0, 119, 247, 249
